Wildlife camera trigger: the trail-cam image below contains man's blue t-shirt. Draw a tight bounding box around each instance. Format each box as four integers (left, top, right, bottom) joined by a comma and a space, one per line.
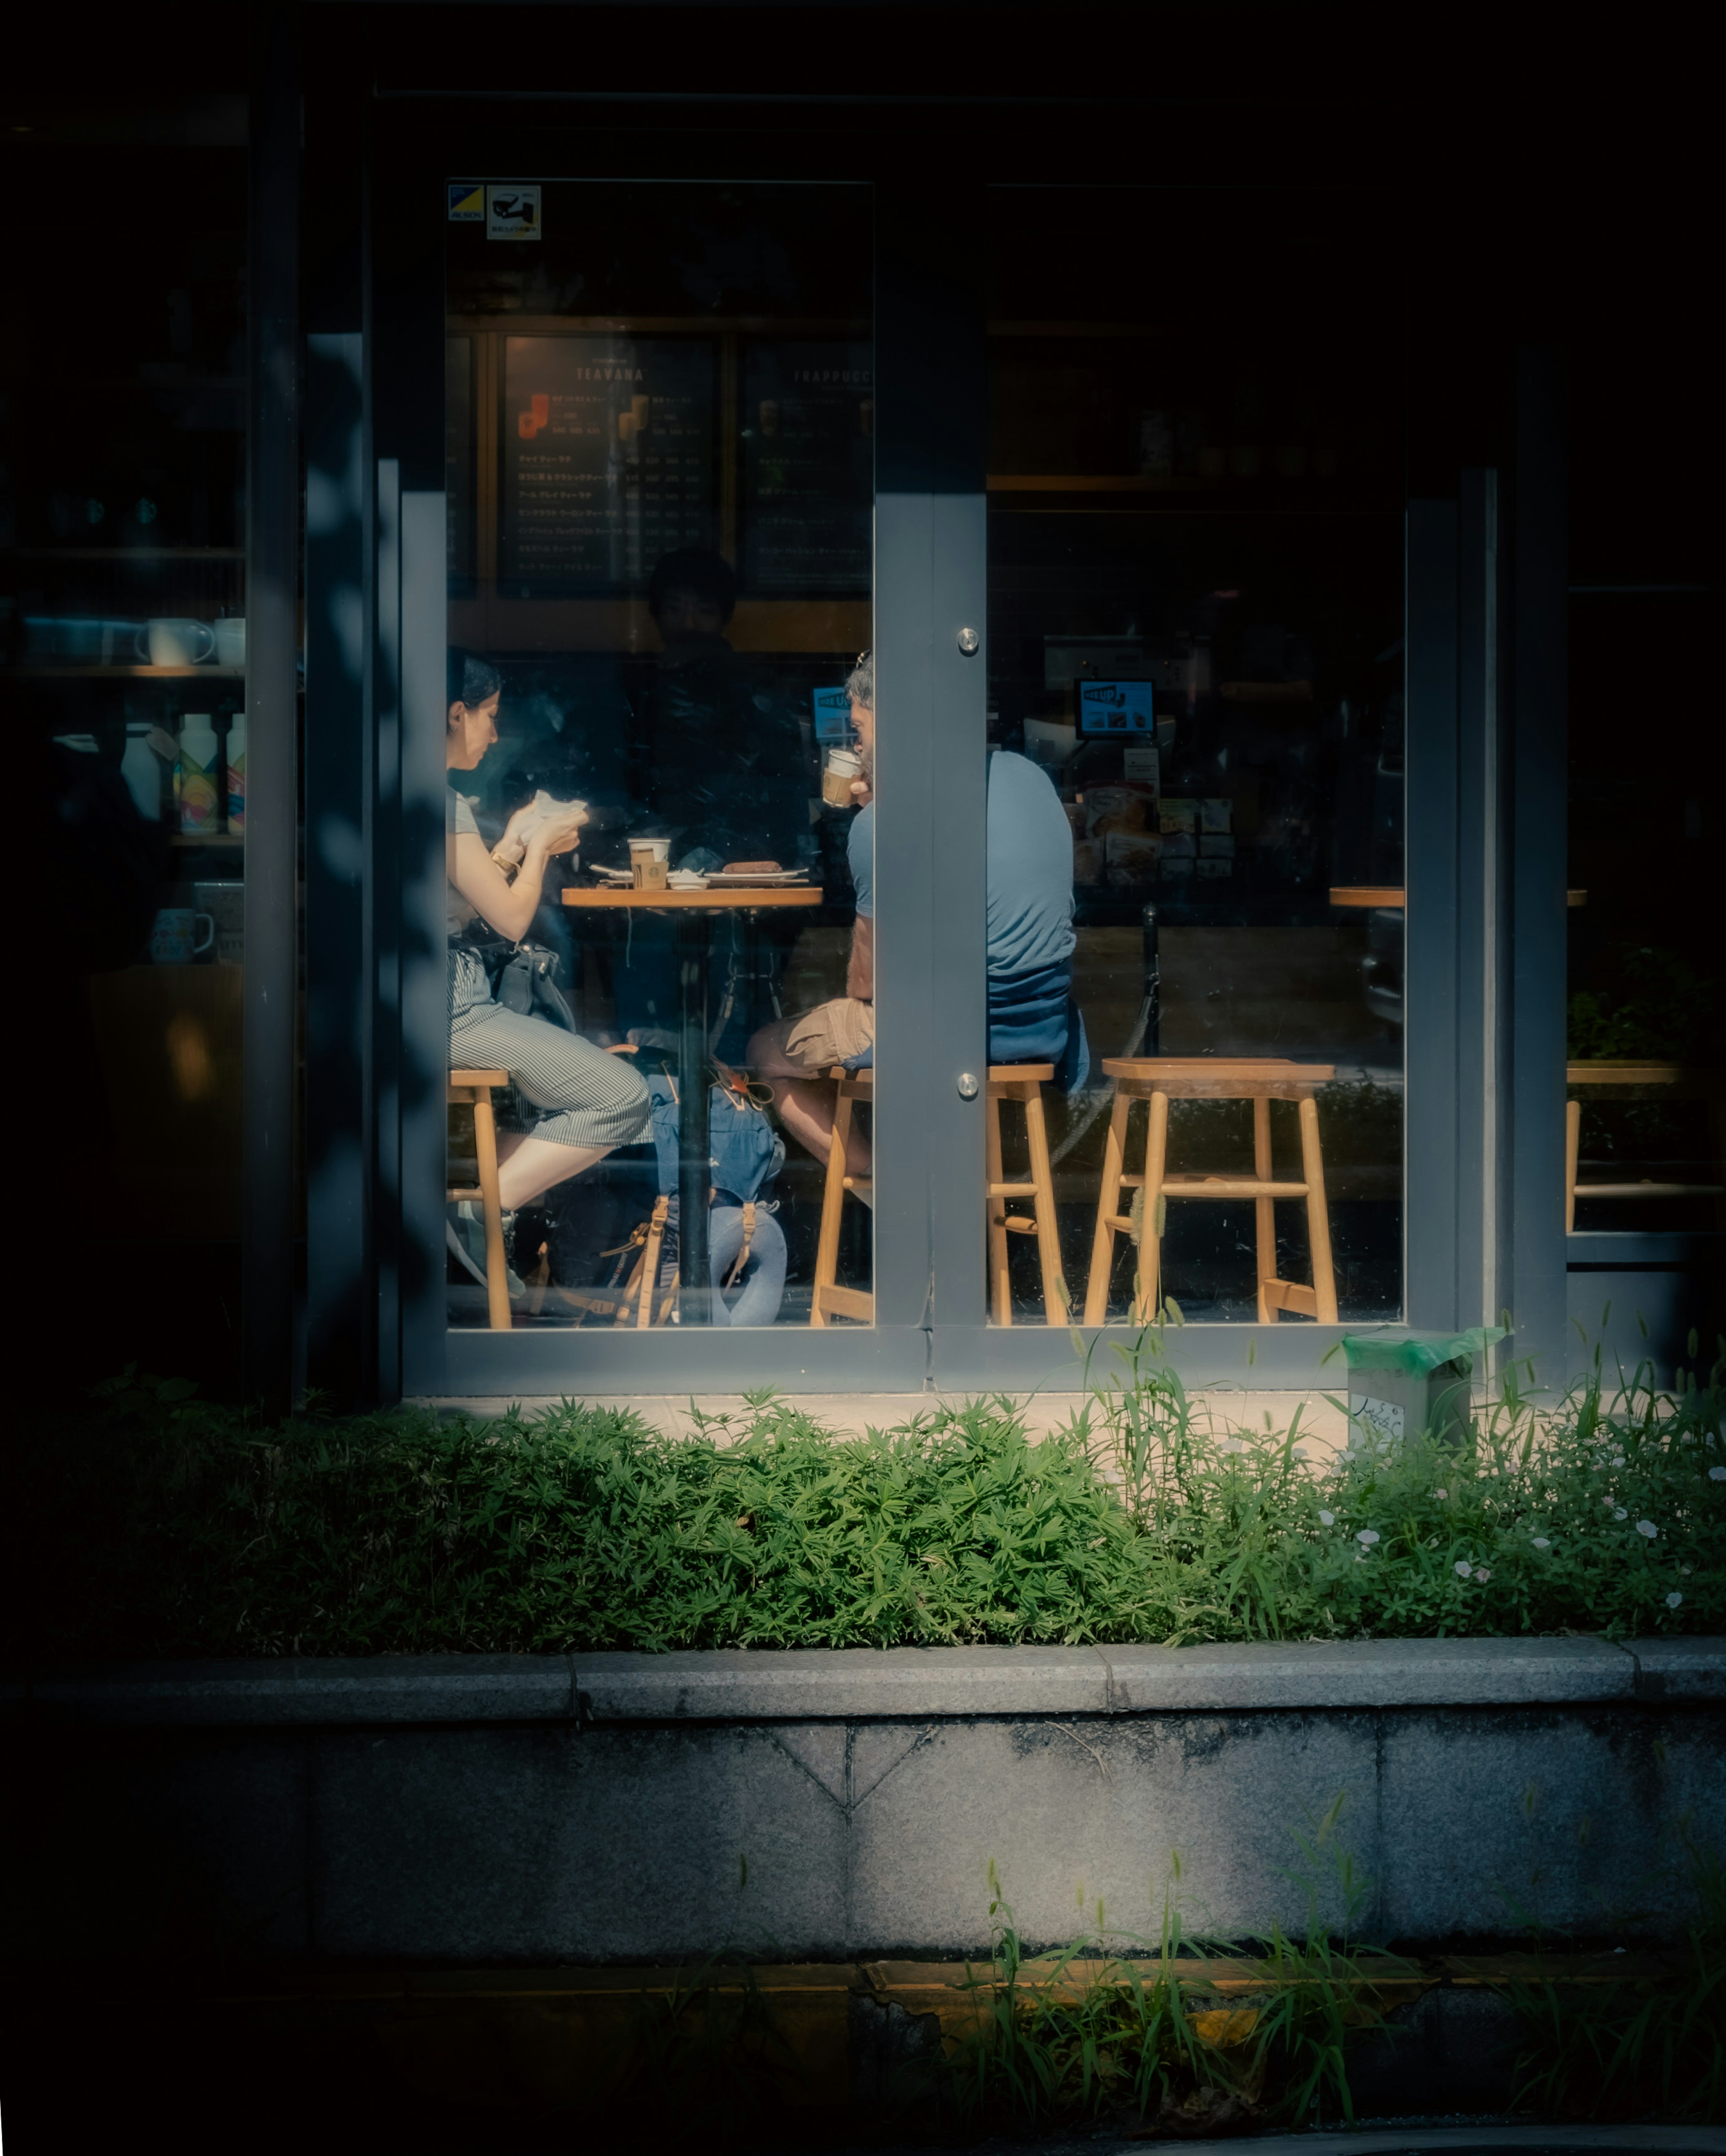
846, 751, 1077, 1067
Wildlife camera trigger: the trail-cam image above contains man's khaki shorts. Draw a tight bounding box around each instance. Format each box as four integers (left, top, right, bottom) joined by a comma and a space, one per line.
771, 995, 875, 1076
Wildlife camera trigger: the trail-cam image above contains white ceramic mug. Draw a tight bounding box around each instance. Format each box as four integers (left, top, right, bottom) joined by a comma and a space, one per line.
149, 908, 215, 964
214, 617, 246, 668
138, 618, 216, 667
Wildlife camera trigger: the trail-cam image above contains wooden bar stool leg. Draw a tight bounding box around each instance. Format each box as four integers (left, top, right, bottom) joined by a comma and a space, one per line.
1023, 1085, 1068, 1324
1565, 1097, 1581, 1234
471, 1085, 512, 1333
1085, 1091, 1133, 1325
1134, 1088, 1169, 1323
1297, 1093, 1339, 1323
636, 1193, 669, 1328
1253, 1094, 1275, 1324
986, 1087, 1012, 1326
810, 1087, 854, 1328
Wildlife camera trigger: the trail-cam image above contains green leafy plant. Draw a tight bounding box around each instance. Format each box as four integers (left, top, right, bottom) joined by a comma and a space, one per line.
947, 1801, 1407, 2132
5, 1335, 1722, 1658
1568, 943, 1722, 1064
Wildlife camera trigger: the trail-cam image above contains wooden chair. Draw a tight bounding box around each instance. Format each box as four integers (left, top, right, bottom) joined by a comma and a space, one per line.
986, 1064, 1068, 1325
1083, 1058, 1338, 1326
808, 1063, 1069, 1326
811, 1067, 874, 1325
448, 1068, 511, 1331
1565, 1062, 1725, 1231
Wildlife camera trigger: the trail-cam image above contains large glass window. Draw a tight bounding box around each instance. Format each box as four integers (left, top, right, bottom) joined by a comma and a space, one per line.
444, 183, 873, 1330
4, 140, 248, 1379
983, 190, 1405, 1325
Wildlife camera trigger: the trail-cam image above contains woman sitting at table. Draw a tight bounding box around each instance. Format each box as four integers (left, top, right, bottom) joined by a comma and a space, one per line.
445, 650, 651, 1285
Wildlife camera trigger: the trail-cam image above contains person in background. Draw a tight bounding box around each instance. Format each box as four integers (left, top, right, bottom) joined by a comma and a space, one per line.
748, 649, 1085, 1182
445, 649, 651, 1290
634, 547, 807, 871
613, 548, 811, 1051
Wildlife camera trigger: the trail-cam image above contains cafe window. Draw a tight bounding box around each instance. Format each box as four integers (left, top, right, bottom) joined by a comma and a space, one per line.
443, 182, 873, 1331
982, 189, 1406, 1326
5, 142, 248, 1364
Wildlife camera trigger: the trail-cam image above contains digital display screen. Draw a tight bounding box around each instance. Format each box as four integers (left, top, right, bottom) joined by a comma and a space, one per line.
1077, 680, 1158, 736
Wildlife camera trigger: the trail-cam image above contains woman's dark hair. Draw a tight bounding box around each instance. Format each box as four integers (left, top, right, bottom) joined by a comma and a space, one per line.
447, 648, 502, 710
646, 547, 736, 625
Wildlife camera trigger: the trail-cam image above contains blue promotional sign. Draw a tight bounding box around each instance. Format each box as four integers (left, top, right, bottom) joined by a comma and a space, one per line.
1077, 680, 1157, 736
812, 684, 852, 742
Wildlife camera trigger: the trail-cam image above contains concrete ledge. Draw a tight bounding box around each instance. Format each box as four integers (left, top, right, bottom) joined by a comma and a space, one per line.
1100, 1635, 1637, 1710
574, 1644, 1110, 1720
1628, 1635, 1726, 1700
15, 1655, 576, 1726
11, 1635, 1721, 1726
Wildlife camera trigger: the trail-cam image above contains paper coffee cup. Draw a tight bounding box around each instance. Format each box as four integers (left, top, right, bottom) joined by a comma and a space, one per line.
822, 748, 861, 808
628, 838, 668, 890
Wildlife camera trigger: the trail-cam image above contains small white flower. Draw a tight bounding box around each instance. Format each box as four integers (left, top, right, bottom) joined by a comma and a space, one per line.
1455, 1560, 1472, 1578
1475, 1568, 1492, 1584
1614, 1507, 1628, 1521
1667, 1592, 1683, 1609
1434, 1488, 1448, 1501
1709, 1466, 1726, 1482
1636, 1519, 1659, 1539
1532, 1537, 1551, 1550
1612, 1455, 1625, 1468
1291, 1446, 1308, 1460
1219, 1437, 1247, 1454
1682, 1565, 1692, 1575
1318, 1509, 1335, 1527
1357, 1528, 1380, 1546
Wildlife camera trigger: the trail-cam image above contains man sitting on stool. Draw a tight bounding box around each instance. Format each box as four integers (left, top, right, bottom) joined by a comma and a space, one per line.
748, 651, 1085, 1187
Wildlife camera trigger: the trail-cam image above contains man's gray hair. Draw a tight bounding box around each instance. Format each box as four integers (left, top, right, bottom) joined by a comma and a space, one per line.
845, 648, 873, 710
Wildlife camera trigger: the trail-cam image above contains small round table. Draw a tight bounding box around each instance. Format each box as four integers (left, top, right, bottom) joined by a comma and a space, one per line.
564, 884, 824, 1323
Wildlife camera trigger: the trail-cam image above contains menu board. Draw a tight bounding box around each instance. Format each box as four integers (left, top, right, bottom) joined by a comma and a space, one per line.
500, 336, 715, 592
742, 341, 872, 594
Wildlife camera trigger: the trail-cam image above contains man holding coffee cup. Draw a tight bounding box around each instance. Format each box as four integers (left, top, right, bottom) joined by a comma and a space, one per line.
748, 652, 1083, 1189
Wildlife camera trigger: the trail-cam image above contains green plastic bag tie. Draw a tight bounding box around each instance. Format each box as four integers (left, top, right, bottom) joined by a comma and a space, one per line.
1339, 1325, 1507, 1376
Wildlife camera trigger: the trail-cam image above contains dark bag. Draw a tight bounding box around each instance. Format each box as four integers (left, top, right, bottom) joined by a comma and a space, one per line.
467, 935, 578, 1034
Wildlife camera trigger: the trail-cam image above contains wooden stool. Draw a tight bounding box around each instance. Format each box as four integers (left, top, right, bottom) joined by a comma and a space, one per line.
1566, 1061, 1725, 1231
448, 1068, 511, 1331
1084, 1058, 1338, 1326
811, 1067, 873, 1325
987, 1064, 1068, 1325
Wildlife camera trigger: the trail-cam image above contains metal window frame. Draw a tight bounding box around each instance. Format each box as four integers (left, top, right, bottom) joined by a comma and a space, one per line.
299, 101, 1568, 1403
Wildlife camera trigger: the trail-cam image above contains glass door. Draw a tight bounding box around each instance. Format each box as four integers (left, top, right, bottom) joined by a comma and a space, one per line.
977, 187, 1406, 1341
441, 179, 876, 1335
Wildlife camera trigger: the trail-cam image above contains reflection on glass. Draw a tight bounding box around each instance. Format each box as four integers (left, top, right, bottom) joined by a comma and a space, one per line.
4, 143, 249, 1295
1566, 595, 1725, 1239
444, 182, 873, 1330
984, 189, 1405, 1324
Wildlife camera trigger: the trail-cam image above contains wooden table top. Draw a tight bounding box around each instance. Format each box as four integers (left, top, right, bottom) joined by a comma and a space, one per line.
1566, 1060, 1717, 1086
564, 884, 824, 910
1329, 886, 1589, 908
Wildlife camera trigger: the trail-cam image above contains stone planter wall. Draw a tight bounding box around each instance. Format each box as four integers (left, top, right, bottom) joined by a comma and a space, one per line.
4, 1638, 1722, 1966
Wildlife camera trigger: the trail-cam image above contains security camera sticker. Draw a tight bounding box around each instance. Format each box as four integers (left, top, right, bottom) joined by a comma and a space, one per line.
487, 185, 541, 241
